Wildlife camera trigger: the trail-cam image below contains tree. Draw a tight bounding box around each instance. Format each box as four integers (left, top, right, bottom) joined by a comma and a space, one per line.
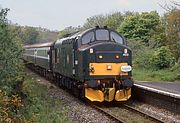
148, 18, 166, 48
105, 12, 124, 30
0, 8, 23, 93
159, 1, 180, 12
165, 9, 180, 61
83, 15, 107, 29
151, 46, 175, 69
23, 26, 39, 44
117, 13, 139, 40
58, 26, 81, 38
117, 11, 160, 44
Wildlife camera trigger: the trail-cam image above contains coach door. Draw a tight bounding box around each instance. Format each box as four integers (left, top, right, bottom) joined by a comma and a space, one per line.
48, 47, 53, 70
52, 48, 57, 70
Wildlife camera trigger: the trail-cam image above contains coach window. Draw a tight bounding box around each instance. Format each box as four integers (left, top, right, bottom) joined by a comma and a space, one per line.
82, 31, 95, 44
55, 48, 57, 63
96, 29, 109, 41
110, 31, 124, 44
47, 50, 50, 55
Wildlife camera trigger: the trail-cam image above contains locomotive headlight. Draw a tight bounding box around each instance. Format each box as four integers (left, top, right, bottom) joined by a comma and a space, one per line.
121, 65, 132, 72
99, 55, 103, 59
115, 55, 120, 59
107, 65, 112, 70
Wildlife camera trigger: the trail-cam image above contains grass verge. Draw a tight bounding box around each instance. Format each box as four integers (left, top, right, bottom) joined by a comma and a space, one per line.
133, 67, 180, 82
21, 75, 70, 123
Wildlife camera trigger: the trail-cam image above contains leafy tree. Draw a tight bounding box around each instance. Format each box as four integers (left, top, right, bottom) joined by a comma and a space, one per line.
58, 26, 81, 38
148, 19, 166, 48
128, 39, 153, 68
165, 9, 180, 61
37, 27, 58, 43
105, 12, 124, 30
22, 26, 39, 44
83, 15, 107, 29
117, 14, 139, 40
151, 46, 175, 69
0, 8, 23, 93
118, 11, 160, 44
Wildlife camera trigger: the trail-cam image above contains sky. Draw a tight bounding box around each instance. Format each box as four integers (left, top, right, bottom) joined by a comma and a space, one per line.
0, 0, 179, 31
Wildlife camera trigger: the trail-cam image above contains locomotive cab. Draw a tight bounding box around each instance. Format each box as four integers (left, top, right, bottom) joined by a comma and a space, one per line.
76, 27, 133, 102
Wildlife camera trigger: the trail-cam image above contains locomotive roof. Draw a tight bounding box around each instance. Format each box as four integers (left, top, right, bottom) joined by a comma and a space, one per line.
24, 41, 55, 48
55, 28, 93, 45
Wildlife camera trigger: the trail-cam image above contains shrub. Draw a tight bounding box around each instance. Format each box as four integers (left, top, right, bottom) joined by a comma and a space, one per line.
0, 90, 24, 122
128, 40, 154, 68
151, 46, 175, 69
0, 8, 23, 94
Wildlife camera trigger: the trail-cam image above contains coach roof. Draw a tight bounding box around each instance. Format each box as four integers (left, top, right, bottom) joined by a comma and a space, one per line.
24, 41, 55, 48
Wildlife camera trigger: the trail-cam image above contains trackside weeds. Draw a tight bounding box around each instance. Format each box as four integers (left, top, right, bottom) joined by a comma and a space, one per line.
0, 90, 24, 122
21, 74, 70, 123
0, 72, 70, 123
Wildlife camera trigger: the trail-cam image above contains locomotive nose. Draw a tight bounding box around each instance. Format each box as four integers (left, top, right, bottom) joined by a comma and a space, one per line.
88, 48, 132, 76
95, 51, 122, 63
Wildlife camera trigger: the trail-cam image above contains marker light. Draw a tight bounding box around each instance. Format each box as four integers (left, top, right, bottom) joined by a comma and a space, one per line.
90, 48, 93, 53
107, 65, 112, 70
124, 49, 128, 54
99, 55, 103, 59
115, 55, 120, 59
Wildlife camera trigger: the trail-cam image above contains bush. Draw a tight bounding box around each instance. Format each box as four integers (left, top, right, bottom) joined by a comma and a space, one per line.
151, 46, 175, 69
0, 8, 23, 94
0, 89, 24, 122
128, 40, 154, 68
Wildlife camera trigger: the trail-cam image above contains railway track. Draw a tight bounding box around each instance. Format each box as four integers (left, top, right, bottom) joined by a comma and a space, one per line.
90, 104, 125, 123
123, 104, 165, 123
90, 103, 165, 123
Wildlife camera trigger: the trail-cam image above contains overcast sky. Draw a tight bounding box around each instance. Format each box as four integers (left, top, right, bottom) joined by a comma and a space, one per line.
0, 0, 179, 31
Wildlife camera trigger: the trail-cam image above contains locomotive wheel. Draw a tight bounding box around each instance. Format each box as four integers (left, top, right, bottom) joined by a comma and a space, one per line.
72, 84, 79, 98
79, 87, 85, 100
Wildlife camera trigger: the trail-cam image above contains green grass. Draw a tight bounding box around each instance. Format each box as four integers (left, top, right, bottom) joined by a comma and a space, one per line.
22, 75, 70, 123
133, 67, 180, 82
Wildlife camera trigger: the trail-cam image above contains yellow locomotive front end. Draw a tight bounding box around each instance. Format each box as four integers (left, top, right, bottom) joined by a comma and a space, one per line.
85, 62, 132, 102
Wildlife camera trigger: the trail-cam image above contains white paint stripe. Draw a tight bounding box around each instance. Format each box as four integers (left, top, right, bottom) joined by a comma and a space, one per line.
23, 54, 35, 57
134, 83, 180, 99
23, 54, 49, 60
36, 56, 49, 60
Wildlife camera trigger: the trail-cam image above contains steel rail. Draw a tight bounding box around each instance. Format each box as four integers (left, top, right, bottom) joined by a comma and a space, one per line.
90, 104, 125, 123
123, 104, 165, 123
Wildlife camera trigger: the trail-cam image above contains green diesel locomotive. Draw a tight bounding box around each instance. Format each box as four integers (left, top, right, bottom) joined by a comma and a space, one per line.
23, 26, 133, 102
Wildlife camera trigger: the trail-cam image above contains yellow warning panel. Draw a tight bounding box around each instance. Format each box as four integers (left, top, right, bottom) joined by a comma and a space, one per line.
89, 63, 128, 76
104, 88, 115, 102
85, 88, 104, 102
115, 88, 131, 101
